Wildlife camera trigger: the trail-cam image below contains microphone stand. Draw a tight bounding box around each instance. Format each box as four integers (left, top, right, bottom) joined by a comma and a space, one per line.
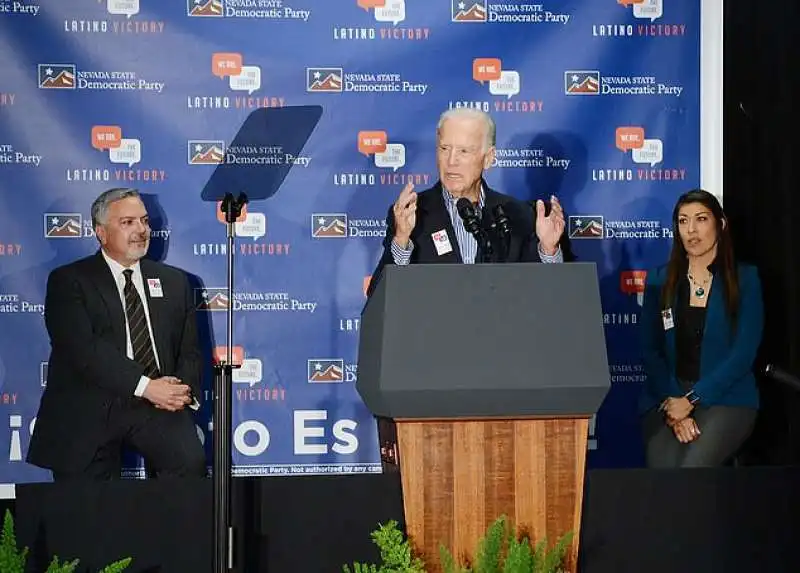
214, 191, 247, 573
492, 205, 511, 263
477, 229, 493, 263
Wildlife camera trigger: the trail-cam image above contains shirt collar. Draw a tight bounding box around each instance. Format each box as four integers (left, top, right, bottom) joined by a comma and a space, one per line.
441, 182, 486, 210
100, 249, 141, 282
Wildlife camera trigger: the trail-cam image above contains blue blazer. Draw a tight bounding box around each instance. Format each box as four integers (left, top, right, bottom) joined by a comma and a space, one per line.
639, 263, 764, 414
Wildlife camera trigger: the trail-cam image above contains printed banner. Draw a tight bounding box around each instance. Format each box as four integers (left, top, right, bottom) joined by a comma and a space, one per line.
0, 0, 705, 492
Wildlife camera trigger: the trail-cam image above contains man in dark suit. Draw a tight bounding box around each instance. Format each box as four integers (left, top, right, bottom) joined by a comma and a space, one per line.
367, 108, 566, 296
28, 187, 207, 481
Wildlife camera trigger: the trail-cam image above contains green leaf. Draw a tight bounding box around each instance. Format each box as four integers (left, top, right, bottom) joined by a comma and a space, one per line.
474, 516, 507, 573
0, 509, 28, 573
98, 557, 133, 573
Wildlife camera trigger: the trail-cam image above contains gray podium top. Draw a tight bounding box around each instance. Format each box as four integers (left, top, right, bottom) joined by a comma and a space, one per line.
357, 262, 611, 419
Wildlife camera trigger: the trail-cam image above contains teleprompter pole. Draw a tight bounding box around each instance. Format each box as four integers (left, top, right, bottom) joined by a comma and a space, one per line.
213, 191, 248, 573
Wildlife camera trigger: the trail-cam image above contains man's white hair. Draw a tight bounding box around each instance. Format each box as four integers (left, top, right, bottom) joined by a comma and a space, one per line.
436, 108, 496, 151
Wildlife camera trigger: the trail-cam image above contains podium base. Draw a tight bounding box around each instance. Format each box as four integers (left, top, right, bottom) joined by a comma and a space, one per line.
386, 418, 589, 573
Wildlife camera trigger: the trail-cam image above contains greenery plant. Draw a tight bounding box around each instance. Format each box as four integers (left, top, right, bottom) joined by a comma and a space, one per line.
0, 509, 132, 573
343, 515, 573, 573
439, 515, 573, 573
342, 520, 426, 573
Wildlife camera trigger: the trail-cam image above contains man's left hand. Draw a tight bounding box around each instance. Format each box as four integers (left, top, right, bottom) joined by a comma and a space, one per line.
535, 195, 565, 255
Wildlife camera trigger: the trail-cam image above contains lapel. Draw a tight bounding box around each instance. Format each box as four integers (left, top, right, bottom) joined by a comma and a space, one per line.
418, 183, 463, 263
481, 189, 501, 228
663, 273, 678, 363
665, 305, 677, 364
699, 276, 723, 375
140, 259, 169, 368
88, 251, 127, 352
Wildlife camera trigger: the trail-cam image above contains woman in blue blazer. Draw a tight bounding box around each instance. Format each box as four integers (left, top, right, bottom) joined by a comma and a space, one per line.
640, 189, 764, 467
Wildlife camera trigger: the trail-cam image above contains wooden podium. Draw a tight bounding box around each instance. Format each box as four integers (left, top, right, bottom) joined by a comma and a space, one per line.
389, 418, 589, 572
358, 263, 609, 573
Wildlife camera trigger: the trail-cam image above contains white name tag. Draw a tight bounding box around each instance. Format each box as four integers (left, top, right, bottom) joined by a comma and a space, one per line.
431, 229, 453, 256
661, 308, 674, 330
147, 278, 164, 298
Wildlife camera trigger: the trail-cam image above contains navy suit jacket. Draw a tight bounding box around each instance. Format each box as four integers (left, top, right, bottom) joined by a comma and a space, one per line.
639, 262, 764, 414
366, 181, 545, 298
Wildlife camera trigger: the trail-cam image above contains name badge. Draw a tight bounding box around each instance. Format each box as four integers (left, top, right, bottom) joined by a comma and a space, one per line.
431, 229, 453, 256
661, 308, 674, 330
147, 278, 164, 298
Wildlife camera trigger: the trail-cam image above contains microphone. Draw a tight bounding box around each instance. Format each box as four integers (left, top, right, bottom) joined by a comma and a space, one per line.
456, 197, 492, 262
492, 204, 511, 236
491, 204, 512, 262
456, 197, 482, 235
764, 364, 800, 393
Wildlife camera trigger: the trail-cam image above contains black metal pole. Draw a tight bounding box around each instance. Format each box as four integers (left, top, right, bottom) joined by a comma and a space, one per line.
212, 362, 233, 572
213, 192, 248, 573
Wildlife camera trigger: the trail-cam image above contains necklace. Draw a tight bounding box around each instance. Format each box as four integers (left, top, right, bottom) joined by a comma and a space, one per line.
687, 270, 711, 298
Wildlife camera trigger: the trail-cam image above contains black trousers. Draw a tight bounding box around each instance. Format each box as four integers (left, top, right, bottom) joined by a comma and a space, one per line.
642, 404, 757, 468
52, 398, 207, 481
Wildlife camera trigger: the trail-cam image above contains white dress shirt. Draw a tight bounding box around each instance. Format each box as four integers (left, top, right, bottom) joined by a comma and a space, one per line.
101, 250, 160, 398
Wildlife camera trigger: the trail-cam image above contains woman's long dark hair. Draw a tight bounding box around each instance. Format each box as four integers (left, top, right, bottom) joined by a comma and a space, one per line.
660, 189, 740, 330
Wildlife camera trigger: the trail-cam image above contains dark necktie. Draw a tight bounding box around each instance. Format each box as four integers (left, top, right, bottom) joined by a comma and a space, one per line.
122, 269, 160, 379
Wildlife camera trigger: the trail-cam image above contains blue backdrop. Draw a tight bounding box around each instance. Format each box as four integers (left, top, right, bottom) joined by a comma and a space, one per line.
0, 0, 701, 491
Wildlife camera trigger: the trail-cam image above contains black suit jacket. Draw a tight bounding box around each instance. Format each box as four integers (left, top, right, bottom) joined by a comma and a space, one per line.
367, 181, 547, 297
27, 251, 202, 472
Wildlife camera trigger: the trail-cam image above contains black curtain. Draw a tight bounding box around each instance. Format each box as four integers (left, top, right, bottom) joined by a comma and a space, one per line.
724, 0, 800, 464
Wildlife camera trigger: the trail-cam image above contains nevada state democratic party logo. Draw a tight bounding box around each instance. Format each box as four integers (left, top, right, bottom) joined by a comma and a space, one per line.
565, 70, 682, 97
450, 0, 570, 24
38, 63, 164, 93
44, 213, 82, 238
307, 359, 345, 383
307, 68, 343, 93
564, 71, 600, 95
568, 214, 671, 241
311, 214, 347, 238
196, 287, 229, 311
188, 0, 223, 16
187, 0, 311, 20
306, 66, 427, 95
568, 216, 603, 239
187, 140, 225, 164
38, 64, 75, 89
452, 0, 487, 22
310, 213, 386, 239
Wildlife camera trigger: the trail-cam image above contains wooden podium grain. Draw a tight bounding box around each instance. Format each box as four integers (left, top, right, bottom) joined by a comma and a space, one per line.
386, 417, 588, 573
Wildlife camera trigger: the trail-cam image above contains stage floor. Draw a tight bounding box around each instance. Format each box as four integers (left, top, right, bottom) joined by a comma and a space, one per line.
9, 467, 800, 573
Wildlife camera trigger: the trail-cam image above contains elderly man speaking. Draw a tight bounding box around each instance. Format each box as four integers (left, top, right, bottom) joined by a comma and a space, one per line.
367, 107, 566, 297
